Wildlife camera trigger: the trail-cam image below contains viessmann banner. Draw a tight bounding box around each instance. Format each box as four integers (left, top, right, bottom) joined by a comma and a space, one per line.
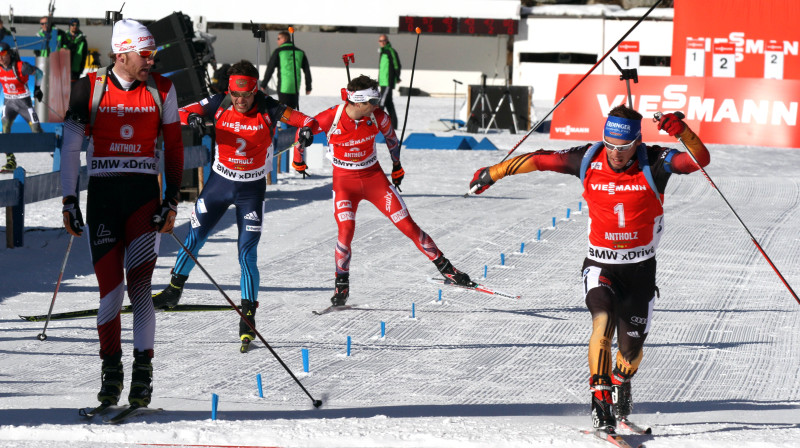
671, 0, 800, 80
549, 74, 800, 149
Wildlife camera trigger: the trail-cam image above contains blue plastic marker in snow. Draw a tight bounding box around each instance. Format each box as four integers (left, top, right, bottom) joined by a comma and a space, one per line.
411, 303, 416, 318
501, 253, 505, 265
537, 229, 541, 241
346, 336, 351, 356
579, 201, 582, 212
211, 393, 218, 420
302, 348, 309, 373
256, 374, 263, 398
381, 321, 386, 337
484, 265, 488, 278
566, 208, 571, 219
552, 217, 556, 227
520, 242, 525, 253
438, 289, 442, 302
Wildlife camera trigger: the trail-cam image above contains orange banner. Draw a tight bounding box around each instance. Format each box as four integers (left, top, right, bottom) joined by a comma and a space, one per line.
671, 0, 800, 80
549, 74, 800, 148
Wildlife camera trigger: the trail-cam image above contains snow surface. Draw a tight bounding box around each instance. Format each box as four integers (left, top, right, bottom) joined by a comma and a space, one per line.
1, 96, 800, 447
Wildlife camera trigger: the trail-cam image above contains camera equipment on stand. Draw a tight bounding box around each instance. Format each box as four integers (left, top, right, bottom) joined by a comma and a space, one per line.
609, 56, 638, 108
449, 79, 462, 131
105, 3, 125, 25
249, 21, 265, 75
467, 74, 494, 133
484, 75, 519, 135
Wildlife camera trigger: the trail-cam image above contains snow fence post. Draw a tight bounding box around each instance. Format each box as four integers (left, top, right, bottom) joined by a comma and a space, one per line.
211, 393, 218, 420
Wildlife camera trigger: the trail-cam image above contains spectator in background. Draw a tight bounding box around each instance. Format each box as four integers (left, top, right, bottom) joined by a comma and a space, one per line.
35, 16, 64, 58
377, 34, 401, 129
0, 18, 11, 42
210, 63, 231, 94
62, 18, 88, 81
260, 31, 311, 110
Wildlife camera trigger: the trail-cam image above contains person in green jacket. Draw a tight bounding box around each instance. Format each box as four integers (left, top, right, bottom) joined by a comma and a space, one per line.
63, 19, 89, 81
34, 16, 64, 58
260, 31, 311, 110
378, 34, 401, 129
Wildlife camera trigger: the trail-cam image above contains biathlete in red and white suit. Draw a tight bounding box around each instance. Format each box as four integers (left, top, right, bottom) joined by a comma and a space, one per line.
469, 105, 710, 431
60, 19, 184, 409
293, 75, 475, 307
0, 41, 43, 172
152, 60, 318, 350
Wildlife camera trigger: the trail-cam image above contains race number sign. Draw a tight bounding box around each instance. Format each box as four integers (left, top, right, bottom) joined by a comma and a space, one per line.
712, 42, 736, 78
684, 38, 705, 77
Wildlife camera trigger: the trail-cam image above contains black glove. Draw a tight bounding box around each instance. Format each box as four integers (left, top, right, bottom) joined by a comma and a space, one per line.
62, 195, 84, 236
34, 87, 43, 102
297, 126, 314, 148
187, 113, 205, 134
470, 167, 495, 195
391, 162, 405, 191
152, 188, 179, 233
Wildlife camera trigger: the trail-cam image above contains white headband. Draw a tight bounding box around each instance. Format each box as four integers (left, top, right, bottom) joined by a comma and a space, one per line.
347, 87, 381, 103
111, 19, 155, 54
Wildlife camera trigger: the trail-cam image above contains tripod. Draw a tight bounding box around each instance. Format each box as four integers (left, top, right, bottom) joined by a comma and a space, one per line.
468, 74, 494, 132
451, 78, 462, 131
485, 76, 518, 135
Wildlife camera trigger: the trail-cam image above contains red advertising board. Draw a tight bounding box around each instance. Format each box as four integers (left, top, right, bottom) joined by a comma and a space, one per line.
549, 74, 800, 148
671, 0, 800, 80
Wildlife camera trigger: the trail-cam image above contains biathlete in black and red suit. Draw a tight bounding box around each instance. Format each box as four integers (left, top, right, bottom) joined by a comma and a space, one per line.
292, 75, 475, 307
151, 60, 319, 350
469, 105, 710, 431
60, 19, 184, 410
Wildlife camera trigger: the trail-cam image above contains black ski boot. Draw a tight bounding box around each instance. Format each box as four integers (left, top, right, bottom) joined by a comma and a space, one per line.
239, 300, 258, 353
433, 255, 476, 287
590, 375, 616, 431
97, 351, 124, 405
128, 350, 153, 407
152, 272, 188, 309
1, 153, 16, 173
330, 273, 349, 307
611, 368, 633, 420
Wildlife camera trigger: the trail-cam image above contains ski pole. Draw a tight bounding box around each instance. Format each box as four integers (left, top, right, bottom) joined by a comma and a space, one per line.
342, 53, 354, 83
464, 0, 664, 197
398, 27, 421, 150
38, 234, 74, 341
654, 111, 799, 306
288, 26, 300, 111
168, 231, 323, 407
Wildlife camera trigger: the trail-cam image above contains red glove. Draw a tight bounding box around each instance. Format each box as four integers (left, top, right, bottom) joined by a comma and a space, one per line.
657, 113, 685, 137
470, 167, 495, 195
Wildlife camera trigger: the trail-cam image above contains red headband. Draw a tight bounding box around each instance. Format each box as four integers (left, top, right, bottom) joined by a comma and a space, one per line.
229, 75, 257, 93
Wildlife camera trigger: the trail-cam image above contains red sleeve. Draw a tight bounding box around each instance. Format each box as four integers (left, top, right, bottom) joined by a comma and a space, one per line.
667, 127, 710, 174
162, 121, 184, 193
178, 102, 205, 125
373, 108, 400, 162
283, 109, 323, 135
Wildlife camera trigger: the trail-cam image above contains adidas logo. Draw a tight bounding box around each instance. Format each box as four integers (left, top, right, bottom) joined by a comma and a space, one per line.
243, 211, 260, 221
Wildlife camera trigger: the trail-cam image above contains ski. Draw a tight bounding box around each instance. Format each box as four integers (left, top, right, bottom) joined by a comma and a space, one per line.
618, 419, 652, 435
104, 405, 162, 424
581, 429, 642, 448
312, 304, 354, 315
20, 304, 238, 322
427, 277, 521, 300
78, 402, 118, 418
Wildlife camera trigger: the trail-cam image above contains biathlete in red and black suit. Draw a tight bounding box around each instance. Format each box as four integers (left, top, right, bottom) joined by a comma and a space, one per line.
0, 41, 44, 172
292, 75, 475, 307
469, 105, 710, 432
151, 60, 319, 351
60, 19, 184, 410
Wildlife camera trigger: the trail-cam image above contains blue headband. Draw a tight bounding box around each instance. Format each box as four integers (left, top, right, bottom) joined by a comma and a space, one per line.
604, 116, 641, 141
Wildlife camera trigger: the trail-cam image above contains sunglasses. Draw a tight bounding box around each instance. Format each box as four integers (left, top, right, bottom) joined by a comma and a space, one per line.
230, 90, 255, 98
40, 22, 48, 26
602, 135, 639, 152
378, 39, 387, 43
135, 49, 157, 59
